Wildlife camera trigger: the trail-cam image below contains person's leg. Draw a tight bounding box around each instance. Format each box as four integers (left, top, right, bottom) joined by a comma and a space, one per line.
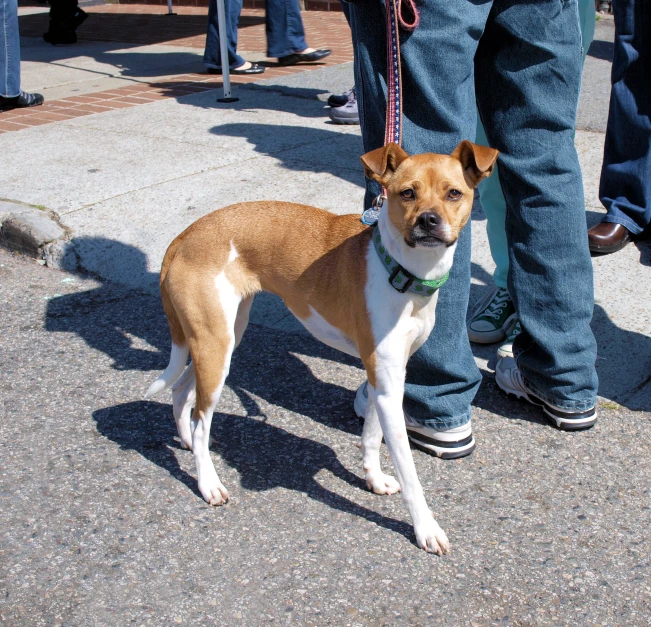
477, 0, 598, 411
265, 0, 307, 59
598, 0, 651, 234
0, 0, 20, 98
203, 0, 246, 70
475, 0, 595, 292
350, 0, 491, 429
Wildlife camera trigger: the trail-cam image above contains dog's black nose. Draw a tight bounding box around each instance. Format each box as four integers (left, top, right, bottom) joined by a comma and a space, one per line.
416, 212, 442, 230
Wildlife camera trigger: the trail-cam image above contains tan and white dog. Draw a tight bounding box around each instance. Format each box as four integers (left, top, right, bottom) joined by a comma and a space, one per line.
146, 141, 498, 554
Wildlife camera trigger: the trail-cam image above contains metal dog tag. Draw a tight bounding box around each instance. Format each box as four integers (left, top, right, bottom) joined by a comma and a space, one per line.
360, 194, 386, 226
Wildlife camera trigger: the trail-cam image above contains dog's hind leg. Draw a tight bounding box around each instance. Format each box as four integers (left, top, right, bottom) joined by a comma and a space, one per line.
172, 363, 196, 450
186, 274, 240, 506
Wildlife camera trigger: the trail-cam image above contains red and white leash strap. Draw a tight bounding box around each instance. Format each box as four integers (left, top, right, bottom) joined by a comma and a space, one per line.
384, 0, 419, 146
362, 0, 420, 225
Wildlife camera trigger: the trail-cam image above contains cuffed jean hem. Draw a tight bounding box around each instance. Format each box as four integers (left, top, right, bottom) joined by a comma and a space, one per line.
269, 47, 302, 58
600, 213, 645, 236
514, 351, 597, 411
403, 407, 473, 431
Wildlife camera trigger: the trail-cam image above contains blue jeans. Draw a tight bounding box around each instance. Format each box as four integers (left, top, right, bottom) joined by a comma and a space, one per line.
265, 0, 307, 58
599, 0, 651, 234
1, 0, 20, 98
476, 0, 595, 289
350, 0, 598, 425
203, 0, 246, 70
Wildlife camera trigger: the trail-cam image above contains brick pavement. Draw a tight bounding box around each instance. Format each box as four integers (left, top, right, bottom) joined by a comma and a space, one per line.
1, 5, 352, 133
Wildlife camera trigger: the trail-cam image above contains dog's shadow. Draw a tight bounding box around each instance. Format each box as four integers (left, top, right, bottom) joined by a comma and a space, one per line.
92, 400, 414, 541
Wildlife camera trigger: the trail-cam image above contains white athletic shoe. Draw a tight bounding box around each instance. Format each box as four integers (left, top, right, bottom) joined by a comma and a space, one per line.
354, 382, 475, 459
495, 356, 597, 430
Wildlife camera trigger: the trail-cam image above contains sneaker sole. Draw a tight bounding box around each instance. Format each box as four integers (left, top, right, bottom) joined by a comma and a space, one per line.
467, 312, 518, 344
495, 375, 597, 431
354, 394, 475, 459
407, 431, 476, 459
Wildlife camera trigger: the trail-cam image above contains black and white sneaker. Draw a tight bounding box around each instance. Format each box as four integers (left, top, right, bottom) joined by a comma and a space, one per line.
495, 356, 597, 431
0, 91, 44, 111
354, 382, 476, 459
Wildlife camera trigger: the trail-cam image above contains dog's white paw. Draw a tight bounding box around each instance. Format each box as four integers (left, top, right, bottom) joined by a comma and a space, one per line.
415, 516, 449, 555
198, 475, 229, 506
365, 471, 401, 495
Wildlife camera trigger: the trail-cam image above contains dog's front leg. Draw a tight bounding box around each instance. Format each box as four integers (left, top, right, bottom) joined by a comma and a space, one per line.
361, 386, 401, 495
370, 372, 450, 555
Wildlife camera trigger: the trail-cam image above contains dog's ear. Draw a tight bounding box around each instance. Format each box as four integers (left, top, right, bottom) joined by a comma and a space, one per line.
360, 143, 410, 186
451, 140, 499, 187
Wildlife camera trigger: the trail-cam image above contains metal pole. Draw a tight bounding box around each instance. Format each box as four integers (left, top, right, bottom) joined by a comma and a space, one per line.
216, 0, 239, 102
165, 0, 176, 16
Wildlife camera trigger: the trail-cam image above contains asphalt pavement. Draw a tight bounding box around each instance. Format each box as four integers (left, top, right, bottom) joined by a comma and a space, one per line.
1, 8, 650, 627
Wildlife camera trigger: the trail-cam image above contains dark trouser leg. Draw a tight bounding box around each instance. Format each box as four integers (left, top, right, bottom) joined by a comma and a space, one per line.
203, 0, 245, 70
265, 0, 307, 58
599, 0, 651, 234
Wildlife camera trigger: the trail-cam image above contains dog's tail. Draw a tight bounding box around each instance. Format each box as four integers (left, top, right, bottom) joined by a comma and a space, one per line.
145, 343, 189, 399
145, 238, 189, 400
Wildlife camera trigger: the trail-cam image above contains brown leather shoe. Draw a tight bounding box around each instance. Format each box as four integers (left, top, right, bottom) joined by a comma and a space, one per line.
587, 222, 632, 254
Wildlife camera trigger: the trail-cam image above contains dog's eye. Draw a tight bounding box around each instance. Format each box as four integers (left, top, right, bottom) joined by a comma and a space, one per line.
400, 189, 415, 200
447, 189, 463, 201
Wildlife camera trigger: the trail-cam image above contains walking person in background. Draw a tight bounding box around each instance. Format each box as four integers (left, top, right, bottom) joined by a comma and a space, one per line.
349, 0, 599, 459
0, 0, 44, 111
588, 0, 650, 254
203, 0, 330, 75
43, 0, 88, 45
468, 0, 596, 361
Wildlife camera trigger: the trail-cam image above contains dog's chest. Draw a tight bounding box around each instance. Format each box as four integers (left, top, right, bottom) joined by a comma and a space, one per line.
295, 307, 360, 358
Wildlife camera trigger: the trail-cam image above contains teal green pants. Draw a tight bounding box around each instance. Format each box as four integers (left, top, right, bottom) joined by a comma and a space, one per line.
475, 0, 595, 289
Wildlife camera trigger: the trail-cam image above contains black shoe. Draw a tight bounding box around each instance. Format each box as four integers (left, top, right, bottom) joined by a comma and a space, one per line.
72, 8, 88, 30
327, 87, 354, 108
207, 62, 265, 75
0, 91, 44, 111
43, 28, 77, 44
278, 49, 331, 66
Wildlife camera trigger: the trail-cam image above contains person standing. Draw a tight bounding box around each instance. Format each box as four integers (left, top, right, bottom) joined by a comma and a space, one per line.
0, 0, 44, 111
350, 0, 599, 459
588, 0, 650, 254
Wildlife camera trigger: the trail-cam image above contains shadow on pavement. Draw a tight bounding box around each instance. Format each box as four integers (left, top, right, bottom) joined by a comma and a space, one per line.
209, 122, 364, 184
19, 46, 205, 79
93, 400, 414, 542
18, 11, 265, 47
46, 237, 650, 422
587, 39, 614, 62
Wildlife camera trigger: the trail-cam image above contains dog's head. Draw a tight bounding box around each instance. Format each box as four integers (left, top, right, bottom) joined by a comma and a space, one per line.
361, 141, 499, 248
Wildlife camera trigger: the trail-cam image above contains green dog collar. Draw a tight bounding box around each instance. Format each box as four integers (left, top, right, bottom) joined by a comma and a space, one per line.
372, 227, 449, 296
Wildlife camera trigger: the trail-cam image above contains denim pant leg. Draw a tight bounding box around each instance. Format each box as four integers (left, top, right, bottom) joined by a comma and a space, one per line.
265, 0, 307, 58
476, 0, 598, 410
1, 0, 20, 98
475, 0, 595, 291
351, 0, 490, 429
599, 0, 651, 234
203, 0, 245, 70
